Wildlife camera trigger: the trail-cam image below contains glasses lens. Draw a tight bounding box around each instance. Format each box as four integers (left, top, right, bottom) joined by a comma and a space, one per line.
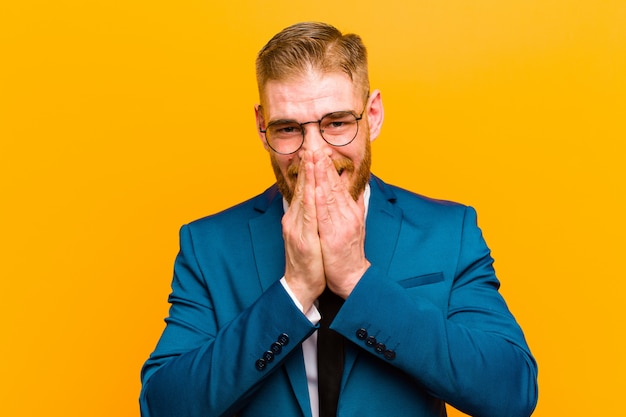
267, 122, 303, 154
320, 112, 359, 146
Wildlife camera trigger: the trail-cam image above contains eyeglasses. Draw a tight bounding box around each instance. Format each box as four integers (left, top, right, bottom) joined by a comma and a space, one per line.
259, 110, 365, 155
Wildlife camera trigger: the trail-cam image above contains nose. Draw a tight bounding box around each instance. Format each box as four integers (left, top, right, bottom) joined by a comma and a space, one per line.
300, 122, 328, 153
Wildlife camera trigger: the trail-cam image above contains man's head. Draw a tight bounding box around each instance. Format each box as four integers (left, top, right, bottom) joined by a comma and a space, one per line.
255, 22, 383, 203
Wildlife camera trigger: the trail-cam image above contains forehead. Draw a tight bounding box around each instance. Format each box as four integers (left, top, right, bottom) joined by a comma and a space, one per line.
261, 71, 361, 120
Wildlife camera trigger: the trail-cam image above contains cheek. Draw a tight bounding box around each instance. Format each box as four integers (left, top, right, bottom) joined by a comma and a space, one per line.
336, 146, 364, 167
271, 154, 297, 175
342, 133, 369, 161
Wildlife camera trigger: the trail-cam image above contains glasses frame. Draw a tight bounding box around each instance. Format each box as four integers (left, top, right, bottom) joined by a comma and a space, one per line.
259, 109, 365, 155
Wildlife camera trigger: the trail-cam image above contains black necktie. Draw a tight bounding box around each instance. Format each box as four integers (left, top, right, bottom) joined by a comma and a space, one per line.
317, 287, 345, 417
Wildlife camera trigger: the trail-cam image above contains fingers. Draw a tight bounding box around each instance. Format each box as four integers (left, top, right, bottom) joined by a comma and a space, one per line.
285, 152, 312, 221
288, 154, 307, 212
313, 151, 359, 227
301, 152, 317, 224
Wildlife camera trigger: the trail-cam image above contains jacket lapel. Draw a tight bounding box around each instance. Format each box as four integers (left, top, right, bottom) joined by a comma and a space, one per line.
364, 176, 403, 271
248, 186, 312, 417
249, 185, 286, 292
342, 175, 404, 384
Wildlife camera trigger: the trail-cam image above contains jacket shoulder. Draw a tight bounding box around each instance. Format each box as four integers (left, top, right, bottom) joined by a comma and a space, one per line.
372, 175, 469, 216
185, 184, 280, 234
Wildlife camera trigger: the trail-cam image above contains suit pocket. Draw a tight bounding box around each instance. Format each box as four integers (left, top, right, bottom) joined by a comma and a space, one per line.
397, 272, 444, 288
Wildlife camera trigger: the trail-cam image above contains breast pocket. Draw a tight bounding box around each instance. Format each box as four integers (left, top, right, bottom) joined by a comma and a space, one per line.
397, 272, 447, 308
397, 272, 444, 289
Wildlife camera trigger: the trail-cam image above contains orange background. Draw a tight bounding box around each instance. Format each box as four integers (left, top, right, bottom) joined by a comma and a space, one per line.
1, 1, 624, 416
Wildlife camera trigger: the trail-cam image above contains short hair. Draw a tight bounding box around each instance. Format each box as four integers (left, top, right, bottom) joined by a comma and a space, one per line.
256, 22, 370, 103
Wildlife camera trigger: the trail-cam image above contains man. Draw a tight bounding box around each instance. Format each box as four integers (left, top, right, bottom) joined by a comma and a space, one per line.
140, 22, 538, 417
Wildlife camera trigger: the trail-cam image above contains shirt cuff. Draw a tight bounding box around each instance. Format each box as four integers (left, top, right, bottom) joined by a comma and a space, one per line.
280, 277, 321, 325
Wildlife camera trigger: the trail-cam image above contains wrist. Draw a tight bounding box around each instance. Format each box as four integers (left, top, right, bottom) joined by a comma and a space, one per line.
328, 260, 371, 299
284, 274, 324, 312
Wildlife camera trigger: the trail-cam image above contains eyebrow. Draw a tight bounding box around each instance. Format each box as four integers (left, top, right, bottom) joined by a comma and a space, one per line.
266, 110, 356, 126
267, 118, 299, 126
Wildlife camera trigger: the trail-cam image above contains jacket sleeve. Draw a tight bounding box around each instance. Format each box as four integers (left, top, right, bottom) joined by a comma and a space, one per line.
139, 224, 317, 417
332, 206, 538, 417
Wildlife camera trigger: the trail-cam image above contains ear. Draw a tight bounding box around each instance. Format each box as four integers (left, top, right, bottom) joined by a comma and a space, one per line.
255, 104, 270, 151
365, 89, 384, 141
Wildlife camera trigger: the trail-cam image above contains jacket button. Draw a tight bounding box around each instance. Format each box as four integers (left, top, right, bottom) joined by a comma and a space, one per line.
270, 342, 283, 354
375, 342, 386, 354
384, 350, 396, 361
263, 351, 275, 363
365, 335, 377, 347
356, 328, 368, 340
255, 358, 267, 371
277, 333, 290, 346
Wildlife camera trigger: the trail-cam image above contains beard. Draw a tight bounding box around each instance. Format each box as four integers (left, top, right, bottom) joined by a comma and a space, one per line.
270, 139, 372, 204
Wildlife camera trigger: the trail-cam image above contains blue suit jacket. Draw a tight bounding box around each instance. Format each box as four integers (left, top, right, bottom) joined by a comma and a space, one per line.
140, 175, 538, 417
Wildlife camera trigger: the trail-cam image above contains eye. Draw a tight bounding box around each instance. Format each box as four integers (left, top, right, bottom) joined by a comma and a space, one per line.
269, 122, 302, 138
321, 112, 356, 132
280, 126, 300, 133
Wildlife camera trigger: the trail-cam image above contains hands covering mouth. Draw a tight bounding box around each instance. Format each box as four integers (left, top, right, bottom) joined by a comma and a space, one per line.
281, 148, 370, 311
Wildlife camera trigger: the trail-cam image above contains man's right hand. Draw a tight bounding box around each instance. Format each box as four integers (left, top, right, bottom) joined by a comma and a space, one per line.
282, 151, 326, 312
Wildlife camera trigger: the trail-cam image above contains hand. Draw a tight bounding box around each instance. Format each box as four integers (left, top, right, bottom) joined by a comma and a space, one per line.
282, 151, 326, 311
313, 150, 370, 299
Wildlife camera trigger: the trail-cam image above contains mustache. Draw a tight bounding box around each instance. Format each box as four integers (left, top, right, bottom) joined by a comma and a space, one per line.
287, 158, 355, 179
